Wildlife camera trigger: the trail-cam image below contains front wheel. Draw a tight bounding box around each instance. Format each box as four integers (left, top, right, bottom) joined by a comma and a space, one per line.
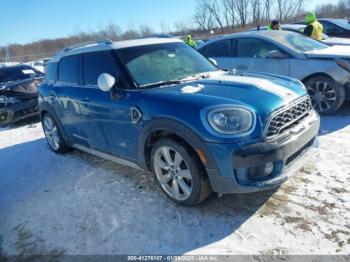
304, 76, 345, 115
151, 139, 212, 206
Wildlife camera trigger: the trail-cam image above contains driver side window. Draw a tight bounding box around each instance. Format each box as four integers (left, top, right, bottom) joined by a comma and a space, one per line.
320, 21, 343, 35
237, 38, 280, 58
82, 51, 118, 86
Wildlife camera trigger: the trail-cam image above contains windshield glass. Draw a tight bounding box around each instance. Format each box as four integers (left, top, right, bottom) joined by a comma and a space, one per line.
117, 42, 217, 87
0, 66, 43, 83
331, 19, 350, 30
269, 32, 329, 52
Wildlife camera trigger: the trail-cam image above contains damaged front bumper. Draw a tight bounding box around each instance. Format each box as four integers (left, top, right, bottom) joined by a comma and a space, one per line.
0, 98, 38, 126
206, 111, 320, 194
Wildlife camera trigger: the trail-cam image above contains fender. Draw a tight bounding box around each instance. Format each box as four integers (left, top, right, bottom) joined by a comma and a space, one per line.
39, 101, 71, 145
138, 118, 218, 171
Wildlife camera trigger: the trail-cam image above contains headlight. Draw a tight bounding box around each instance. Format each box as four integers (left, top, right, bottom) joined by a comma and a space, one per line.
336, 59, 350, 73
207, 107, 254, 135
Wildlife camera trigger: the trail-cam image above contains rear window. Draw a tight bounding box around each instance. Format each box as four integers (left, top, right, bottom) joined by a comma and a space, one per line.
0, 66, 43, 84
82, 51, 118, 85
58, 55, 79, 84
201, 39, 232, 57
46, 62, 58, 82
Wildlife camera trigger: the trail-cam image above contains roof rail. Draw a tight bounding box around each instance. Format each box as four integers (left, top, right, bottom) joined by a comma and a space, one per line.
63, 39, 113, 52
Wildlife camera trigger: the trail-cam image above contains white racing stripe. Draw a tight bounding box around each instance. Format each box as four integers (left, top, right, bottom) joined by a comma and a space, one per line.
209, 72, 299, 103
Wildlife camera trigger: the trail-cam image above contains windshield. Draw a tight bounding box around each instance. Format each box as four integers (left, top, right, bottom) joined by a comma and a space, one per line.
117, 42, 217, 87
269, 32, 329, 52
0, 66, 43, 84
331, 19, 350, 30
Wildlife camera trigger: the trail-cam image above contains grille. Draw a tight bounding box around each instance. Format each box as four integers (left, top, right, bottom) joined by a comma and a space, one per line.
13, 105, 38, 119
265, 97, 312, 140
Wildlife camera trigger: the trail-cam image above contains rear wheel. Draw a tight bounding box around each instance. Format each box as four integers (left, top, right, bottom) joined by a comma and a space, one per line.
151, 139, 212, 206
42, 113, 70, 153
304, 76, 345, 115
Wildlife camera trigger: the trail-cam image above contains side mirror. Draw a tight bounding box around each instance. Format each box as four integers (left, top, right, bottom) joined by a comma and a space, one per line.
98, 73, 115, 92
209, 58, 218, 66
266, 50, 286, 59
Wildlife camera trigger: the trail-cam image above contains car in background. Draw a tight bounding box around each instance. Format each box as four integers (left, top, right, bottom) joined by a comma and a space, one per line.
39, 38, 319, 206
0, 65, 44, 126
293, 18, 350, 38
251, 24, 350, 46
26, 60, 45, 73
198, 31, 350, 114
0, 62, 20, 68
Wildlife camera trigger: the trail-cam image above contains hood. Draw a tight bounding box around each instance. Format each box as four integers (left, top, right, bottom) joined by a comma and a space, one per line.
144, 71, 307, 119
0, 77, 43, 95
304, 45, 350, 58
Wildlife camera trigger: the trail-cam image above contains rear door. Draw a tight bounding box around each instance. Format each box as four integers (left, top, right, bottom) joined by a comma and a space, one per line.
232, 37, 291, 76
55, 54, 89, 146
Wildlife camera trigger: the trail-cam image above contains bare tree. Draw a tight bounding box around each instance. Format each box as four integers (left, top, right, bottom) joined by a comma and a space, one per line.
263, 0, 274, 21
139, 24, 154, 37
160, 21, 171, 34
207, 0, 226, 31
233, 0, 250, 27
222, 0, 236, 29
194, 0, 214, 30
276, 0, 304, 21
251, 0, 263, 25
174, 20, 190, 35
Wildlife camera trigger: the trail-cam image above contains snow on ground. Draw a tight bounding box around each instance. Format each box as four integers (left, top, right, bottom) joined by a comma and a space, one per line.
0, 105, 350, 257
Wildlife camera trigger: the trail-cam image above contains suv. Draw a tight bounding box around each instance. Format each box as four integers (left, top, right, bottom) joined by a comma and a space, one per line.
39, 38, 320, 206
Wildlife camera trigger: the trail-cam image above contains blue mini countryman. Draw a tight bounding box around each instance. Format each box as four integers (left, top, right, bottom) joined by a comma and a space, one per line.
39, 38, 320, 206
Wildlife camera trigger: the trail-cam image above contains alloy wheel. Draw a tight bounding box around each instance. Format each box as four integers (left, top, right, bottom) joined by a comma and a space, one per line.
43, 115, 60, 151
153, 146, 193, 201
306, 81, 336, 113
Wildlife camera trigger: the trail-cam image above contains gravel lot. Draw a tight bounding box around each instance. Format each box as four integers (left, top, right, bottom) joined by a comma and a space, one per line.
0, 104, 350, 256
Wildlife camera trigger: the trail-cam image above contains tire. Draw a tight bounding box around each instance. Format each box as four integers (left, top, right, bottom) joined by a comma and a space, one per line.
42, 113, 70, 153
304, 75, 345, 115
150, 138, 212, 206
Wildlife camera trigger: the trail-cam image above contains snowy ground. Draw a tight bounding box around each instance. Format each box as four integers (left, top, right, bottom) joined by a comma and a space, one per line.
0, 105, 350, 257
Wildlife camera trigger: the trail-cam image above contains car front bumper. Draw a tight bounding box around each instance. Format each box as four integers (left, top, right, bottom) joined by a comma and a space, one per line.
0, 98, 38, 126
205, 111, 320, 194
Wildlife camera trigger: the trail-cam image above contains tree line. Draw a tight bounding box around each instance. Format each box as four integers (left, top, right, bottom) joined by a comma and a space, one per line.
1, 0, 349, 63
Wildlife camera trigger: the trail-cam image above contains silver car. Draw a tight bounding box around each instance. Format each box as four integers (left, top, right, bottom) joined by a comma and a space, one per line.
250, 24, 350, 46
198, 31, 350, 114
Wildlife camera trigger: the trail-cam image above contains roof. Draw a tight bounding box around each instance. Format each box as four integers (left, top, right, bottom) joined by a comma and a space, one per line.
250, 24, 306, 32
50, 37, 183, 63
198, 30, 298, 49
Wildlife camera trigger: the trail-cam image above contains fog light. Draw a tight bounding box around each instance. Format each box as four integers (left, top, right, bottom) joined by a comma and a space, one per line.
265, 162, 274, 175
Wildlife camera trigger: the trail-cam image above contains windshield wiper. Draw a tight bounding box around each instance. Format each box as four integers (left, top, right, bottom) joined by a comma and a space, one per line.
178, 73, 211, 82
139, 73, 211, 89
139, 79, 182, 88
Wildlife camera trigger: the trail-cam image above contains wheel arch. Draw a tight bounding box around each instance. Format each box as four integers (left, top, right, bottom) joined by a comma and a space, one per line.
301, 72, 335, 84
139, 119, 217, 172
39, 104, 69, 144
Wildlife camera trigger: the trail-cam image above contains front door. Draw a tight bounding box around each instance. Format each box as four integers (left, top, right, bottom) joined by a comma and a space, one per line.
227, 38, 290, 76
81, 51, 135, 159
